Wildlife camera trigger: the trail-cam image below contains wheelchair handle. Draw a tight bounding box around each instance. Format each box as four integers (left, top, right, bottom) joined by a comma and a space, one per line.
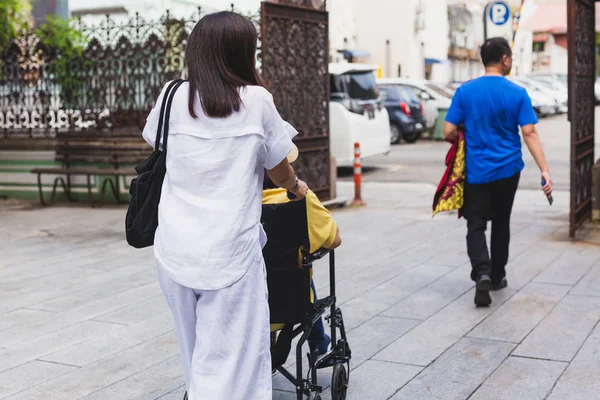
286, 190, 297, 200
309, 248, 330, 261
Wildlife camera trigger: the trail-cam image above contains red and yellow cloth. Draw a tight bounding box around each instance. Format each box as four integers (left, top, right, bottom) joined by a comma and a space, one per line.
432, 129, 466, 217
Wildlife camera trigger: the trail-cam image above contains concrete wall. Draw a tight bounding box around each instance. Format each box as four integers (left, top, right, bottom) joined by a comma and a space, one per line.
422, 0, 451, 82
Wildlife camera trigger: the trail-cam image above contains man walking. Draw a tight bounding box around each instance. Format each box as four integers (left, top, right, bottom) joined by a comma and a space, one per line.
443, 37, 553, 307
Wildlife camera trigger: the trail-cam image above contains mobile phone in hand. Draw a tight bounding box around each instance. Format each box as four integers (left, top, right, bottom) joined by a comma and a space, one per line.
541, 178, 553, 205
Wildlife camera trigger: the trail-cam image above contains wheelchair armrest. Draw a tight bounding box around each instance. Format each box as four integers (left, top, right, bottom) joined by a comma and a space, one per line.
309, 248, 331, 262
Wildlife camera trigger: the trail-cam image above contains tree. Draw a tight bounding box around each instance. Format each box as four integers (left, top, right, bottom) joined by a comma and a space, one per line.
35, 16, 85, 107
0, 0, 32, 51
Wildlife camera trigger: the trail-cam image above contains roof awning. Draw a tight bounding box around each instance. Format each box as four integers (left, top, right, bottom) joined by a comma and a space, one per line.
337, 49, 371, 59
425, 58, 448, 65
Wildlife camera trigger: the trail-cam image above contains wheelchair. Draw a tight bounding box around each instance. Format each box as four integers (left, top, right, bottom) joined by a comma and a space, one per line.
261, 198, 352, 400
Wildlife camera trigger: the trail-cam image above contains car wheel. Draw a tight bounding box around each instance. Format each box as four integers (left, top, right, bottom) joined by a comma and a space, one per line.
390, 123, 402, 144
403, 130, 421, 144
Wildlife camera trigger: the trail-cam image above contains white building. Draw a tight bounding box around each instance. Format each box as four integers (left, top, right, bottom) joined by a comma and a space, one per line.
329, 0, 450, 82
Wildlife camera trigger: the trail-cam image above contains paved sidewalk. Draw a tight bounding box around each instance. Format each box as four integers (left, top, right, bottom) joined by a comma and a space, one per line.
1, 181, 599, 400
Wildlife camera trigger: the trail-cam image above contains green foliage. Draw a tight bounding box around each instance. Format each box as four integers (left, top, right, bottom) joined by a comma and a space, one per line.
35, 16, 85, 107
0, 0, 32, 51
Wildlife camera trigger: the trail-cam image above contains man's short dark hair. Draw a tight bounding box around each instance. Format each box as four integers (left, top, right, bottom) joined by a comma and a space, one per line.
480, 37, 512, 67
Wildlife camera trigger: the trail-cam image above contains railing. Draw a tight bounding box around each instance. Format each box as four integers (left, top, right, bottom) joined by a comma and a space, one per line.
0, 8, 258, 144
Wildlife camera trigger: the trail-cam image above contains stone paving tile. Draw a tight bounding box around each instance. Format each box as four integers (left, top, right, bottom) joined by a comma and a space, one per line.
382, 266, 474, 320
514, 295, 600, 362
333, 258, 425, 306
374, 289, 515, 367
82, 355, 182, 400
506, 244, 563, 289
40, 312, 173, 367
547, 323, 600, 400
346, 316, 419, 368
0, 320, 121, 373
469, 356, 567, 400
342, 264, 452, 329
343, 360, 421, 400
0, 308, 56, 333
93, 294, 169, 325
1, 281, 161, 348
27, 268, 155, 312
1, 247, 137, 286
155, 386, 186, 400
534, 248, 600, 286
468, 282, 569, 343
272, 389, 296, 400
0, 360, 78, 399
427, 249, 469, 267
389, 338, 515, 400
0, 262, 151, 315
570, 263, 600, 297
3, 333, 179, 400
63, 282, 163, 321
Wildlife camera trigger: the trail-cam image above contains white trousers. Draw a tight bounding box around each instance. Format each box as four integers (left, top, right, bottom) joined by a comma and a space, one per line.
157, 256, 272, 400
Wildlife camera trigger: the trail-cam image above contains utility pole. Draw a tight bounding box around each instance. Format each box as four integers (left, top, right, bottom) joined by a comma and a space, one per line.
415, 0, 426, 79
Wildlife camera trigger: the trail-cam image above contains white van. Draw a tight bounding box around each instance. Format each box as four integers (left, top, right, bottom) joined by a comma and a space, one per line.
329, 63, 391, 167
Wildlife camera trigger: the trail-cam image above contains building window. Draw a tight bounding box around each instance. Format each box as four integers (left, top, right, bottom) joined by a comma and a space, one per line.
533, 42, 546, 53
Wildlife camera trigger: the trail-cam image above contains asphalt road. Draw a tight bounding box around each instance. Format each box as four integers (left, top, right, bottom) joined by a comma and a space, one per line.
339, 109, 600, 192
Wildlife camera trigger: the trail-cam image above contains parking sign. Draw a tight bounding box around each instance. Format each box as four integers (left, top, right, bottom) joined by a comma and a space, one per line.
484, 1, 513, 41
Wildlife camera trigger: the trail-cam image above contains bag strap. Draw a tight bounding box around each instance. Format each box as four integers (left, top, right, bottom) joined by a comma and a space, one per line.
161, 79, 185, 152
154, 79, 185, 152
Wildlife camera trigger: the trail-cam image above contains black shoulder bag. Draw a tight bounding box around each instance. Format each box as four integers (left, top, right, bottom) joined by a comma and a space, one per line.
125, 79, 184, 248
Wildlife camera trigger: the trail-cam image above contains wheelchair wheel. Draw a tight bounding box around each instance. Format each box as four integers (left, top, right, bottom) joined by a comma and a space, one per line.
331, 363, 348, 400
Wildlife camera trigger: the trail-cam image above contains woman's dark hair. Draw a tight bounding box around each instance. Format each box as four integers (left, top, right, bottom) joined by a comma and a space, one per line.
185, 12, 262, 118
480, 37, 512, 67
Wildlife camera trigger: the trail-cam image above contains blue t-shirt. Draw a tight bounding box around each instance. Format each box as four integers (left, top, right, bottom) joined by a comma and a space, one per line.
445, 76, 538, 184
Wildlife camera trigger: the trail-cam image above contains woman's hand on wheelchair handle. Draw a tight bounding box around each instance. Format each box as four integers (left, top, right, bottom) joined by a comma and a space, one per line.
288, 179, 308, 201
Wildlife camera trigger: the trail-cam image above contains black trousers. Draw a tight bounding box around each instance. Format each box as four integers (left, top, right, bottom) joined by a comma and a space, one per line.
463, 172, 520, 282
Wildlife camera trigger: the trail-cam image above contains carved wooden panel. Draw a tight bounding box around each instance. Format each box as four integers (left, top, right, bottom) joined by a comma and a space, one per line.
261, 1, 330, 200
568, 0, 595, 237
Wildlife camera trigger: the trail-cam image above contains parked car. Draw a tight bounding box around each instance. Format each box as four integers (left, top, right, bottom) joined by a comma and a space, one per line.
527, 72, 567, 86
378, 84, 427, 144
423, 82, 455, 100
513, 76, 568, 113
508, 76, 558, 118
329, 63, 391, 167
377, 78, 452, 132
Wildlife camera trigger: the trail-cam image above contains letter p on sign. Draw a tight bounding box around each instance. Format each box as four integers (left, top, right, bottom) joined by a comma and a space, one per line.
490, 2, 509, 25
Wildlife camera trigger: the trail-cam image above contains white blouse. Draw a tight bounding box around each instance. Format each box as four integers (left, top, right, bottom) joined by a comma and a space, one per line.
142, 82, 296, 290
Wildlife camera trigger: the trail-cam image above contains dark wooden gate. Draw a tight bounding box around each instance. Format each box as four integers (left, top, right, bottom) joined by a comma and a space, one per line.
567, 0, 596, 237
261, 1, 331, 200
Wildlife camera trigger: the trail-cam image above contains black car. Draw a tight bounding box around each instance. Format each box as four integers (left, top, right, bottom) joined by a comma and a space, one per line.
379, 85, 426, 144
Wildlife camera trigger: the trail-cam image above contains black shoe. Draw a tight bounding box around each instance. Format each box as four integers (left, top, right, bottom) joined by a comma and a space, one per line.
474, 275, 492, 307
490, 278, 508, 291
